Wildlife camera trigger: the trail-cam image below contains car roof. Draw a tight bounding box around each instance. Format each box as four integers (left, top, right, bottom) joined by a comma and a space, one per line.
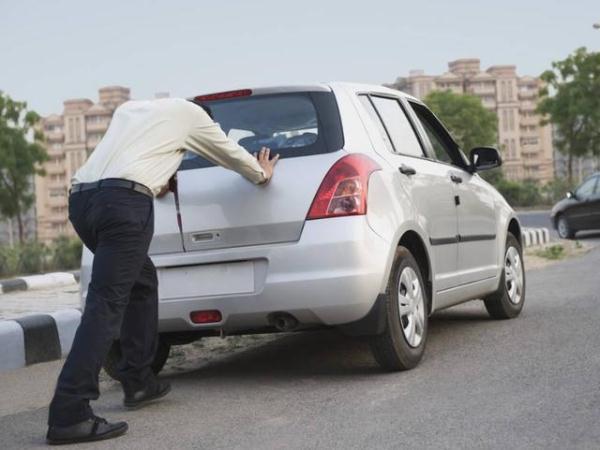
192, 82, 420, 103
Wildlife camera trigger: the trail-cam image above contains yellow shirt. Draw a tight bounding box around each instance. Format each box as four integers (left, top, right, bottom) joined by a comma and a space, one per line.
72, 98, 267, 195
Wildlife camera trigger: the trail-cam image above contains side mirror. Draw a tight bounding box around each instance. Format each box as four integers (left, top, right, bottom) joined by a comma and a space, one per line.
469, 147, 502, 172
566, 191, 574, 199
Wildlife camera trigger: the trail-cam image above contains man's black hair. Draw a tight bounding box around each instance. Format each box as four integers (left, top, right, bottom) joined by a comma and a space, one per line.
188, 99, 214, 119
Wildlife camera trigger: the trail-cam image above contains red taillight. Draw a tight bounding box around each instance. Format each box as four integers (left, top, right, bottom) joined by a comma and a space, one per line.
194, 89, 252, 102
190, 310, 222, 324
306, 154, 381, 220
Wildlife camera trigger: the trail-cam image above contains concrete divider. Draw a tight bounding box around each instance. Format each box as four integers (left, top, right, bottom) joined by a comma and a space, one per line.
521, 227, 551, 248
0, 271, 79, 295
0, 309, 81, 372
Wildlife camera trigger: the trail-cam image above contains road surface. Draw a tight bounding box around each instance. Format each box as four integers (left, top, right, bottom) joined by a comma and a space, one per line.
1, 242, 599, 449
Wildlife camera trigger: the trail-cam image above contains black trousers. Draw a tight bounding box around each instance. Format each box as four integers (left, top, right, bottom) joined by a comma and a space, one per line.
48, 186, 158, 427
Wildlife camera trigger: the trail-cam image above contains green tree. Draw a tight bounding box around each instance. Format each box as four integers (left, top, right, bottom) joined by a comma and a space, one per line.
538, 47, 600, 184
0, 92, 48, 244
424, 90, 498, 152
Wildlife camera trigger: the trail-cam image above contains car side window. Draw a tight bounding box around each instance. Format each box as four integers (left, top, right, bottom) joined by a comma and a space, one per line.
593, 176, 600, 199
576, 176, 598, 200
409, 101, 467, 168
368, 96, 425, 158
358, 95, 395, 154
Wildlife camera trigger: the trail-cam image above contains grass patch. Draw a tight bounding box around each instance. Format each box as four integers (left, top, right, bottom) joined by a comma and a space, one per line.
535, 244, 565, 260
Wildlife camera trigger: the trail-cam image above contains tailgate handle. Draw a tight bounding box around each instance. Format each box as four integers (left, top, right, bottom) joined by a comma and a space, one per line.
191, 232, 217, 242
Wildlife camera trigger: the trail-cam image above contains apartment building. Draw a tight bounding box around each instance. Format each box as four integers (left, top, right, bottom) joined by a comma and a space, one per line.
389, 59, 554, 183
554, 152, 600, 183
35, 86, 130, 243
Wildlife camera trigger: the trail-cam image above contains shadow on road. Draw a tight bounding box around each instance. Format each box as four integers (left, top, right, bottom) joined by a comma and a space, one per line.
574, 231, 600, 240
164, 303, 494, 382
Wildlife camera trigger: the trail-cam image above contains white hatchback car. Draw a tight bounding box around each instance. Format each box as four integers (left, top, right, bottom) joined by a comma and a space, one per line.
80, 83, 526, 376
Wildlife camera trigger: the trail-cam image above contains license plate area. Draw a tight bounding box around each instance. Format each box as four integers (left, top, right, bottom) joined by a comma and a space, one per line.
158, 261, 255, 299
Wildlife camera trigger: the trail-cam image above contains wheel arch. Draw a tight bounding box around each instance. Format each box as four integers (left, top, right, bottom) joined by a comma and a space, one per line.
508, 217, 522, 247
398, 230, 433, 315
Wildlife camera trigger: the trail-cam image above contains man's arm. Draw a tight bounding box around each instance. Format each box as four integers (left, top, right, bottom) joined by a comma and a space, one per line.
185, 121, 279, 184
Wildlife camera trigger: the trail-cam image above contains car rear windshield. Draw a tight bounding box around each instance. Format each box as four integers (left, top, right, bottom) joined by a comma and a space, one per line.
179, 91, 344, 170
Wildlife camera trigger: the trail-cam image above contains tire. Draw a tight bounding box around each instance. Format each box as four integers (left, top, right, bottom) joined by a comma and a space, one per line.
103, 337, 171, 381
483, 232, 526, 319
369, 246, 428, 371
556, 215, 575, 239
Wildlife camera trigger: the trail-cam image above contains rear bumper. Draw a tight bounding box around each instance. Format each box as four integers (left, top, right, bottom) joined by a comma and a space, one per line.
80, 216, 390, 333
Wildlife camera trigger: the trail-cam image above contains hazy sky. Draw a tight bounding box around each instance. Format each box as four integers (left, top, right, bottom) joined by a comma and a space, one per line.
1, 0, 599, 115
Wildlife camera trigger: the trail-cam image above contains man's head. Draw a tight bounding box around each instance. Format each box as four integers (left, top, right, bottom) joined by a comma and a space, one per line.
188, 99, 214, 120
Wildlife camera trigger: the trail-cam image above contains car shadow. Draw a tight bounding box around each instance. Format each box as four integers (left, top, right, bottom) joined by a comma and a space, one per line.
163, 303, 494, 382
575, 231, 600, 239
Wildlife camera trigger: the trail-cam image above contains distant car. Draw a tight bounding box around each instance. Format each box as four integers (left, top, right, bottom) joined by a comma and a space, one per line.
551, 173, 600, 239
79, 83, 526, 377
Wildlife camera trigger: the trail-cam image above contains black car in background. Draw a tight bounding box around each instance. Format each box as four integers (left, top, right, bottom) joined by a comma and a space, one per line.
551, 173, 600, 239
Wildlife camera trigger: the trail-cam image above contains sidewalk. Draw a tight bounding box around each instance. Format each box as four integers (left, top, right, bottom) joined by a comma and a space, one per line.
0, 284, 80, 321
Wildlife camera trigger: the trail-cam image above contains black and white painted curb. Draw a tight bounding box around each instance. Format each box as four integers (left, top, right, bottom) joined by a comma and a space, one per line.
0, 271, 80, 294
522, 227, 551, 247
0, 309, 81, 371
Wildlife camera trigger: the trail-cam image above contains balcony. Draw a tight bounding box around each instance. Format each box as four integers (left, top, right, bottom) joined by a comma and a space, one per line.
87, 136, 103, 149
518, 89, 537, 99
45, 164, 66, 176
47, 214, 68, 225
470, 86, 496, 96
86, 121, 110, 133
520, 116, 540, 127
520, 101, 536, 111
48, 196, 68, 208
45, 130, 64, 142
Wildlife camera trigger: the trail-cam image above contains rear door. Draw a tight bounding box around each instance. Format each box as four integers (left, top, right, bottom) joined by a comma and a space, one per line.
407, 101, 498, 285
357, 93, 461, 292
176, 90, 345, 252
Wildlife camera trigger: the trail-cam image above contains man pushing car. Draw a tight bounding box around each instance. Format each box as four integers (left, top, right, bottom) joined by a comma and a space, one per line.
46, 98, 279, 445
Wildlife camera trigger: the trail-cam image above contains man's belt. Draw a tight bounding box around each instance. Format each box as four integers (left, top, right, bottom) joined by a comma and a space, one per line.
70, 178, 153, 198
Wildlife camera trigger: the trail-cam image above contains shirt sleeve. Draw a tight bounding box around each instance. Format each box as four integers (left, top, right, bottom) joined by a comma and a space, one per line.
185, 121, 267, 185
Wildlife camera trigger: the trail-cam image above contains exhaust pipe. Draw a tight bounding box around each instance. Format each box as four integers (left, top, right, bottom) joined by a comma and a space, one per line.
269, 313, 299, 332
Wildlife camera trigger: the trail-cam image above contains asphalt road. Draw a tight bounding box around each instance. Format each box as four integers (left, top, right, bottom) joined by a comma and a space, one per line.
1, 246, 600, 449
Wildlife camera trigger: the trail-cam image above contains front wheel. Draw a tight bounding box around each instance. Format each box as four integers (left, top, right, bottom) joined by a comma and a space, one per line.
556, 215, 575, 239
483, 232, 526, 319
103, 337, 171, 381
369, 246, 428, 371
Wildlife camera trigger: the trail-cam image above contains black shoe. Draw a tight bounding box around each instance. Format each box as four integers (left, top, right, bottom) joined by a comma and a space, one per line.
124, 380, 171, 410
46, 416, 128, 445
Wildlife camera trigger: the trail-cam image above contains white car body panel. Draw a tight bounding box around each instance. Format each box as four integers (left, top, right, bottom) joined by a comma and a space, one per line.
79, 82, 521, 334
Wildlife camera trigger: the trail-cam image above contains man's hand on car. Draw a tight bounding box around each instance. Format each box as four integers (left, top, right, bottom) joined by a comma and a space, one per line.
255, 147, 280, 184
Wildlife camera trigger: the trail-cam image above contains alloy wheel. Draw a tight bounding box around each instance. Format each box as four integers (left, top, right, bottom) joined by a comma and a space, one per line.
504, 246, 524, 305
557, 217, 569, 239
397, 267, 425, 347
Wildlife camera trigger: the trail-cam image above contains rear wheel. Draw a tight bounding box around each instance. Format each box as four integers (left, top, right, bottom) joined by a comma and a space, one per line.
483, 232, 525, 319
369, 246, 428, 371
557, 215, 575, 239
103, 337, 171, 381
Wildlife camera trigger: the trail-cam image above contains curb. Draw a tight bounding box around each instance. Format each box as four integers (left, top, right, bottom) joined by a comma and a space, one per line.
0, 309, 81, 371
522, 227, 551, 247
0, 271, 80, 294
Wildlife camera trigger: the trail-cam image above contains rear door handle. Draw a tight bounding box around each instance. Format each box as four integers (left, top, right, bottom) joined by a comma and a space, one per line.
399, 164, 417, 176
450, 174, 463, 184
